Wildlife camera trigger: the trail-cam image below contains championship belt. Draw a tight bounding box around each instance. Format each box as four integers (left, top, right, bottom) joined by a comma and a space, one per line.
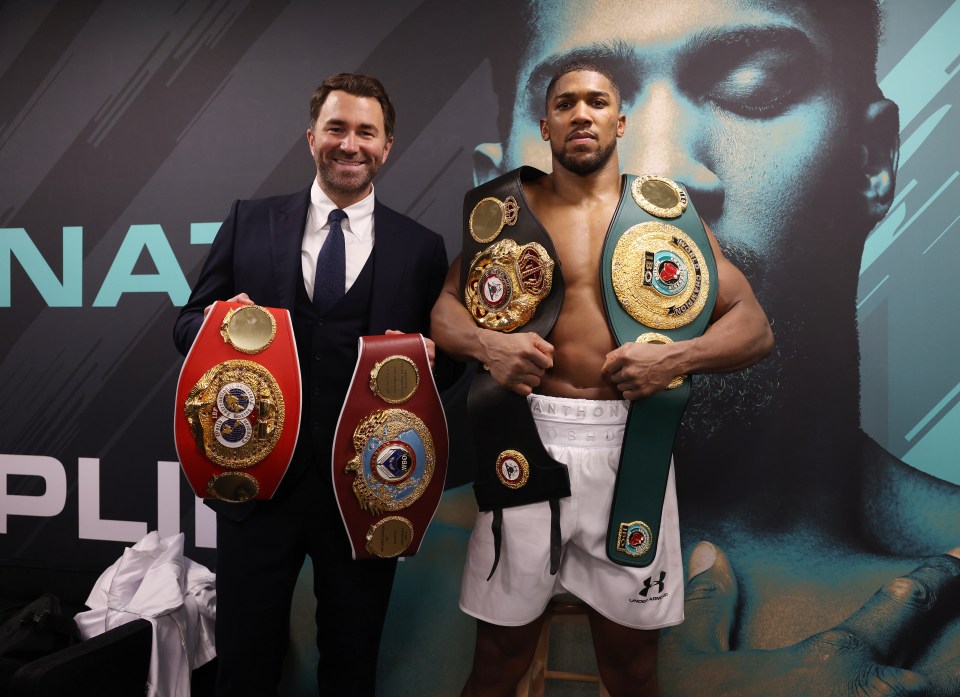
461, 167, 569, 578
601, 175, 718, 566
174, 302, 301, 502
331, 333, 448, 560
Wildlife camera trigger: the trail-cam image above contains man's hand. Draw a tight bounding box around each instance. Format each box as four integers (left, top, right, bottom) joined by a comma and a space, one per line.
478, 331, 554, 396
602, 341, 680, 400
659, 541, 960, 697
203, 292, 253, 318
385, 329, 435, 370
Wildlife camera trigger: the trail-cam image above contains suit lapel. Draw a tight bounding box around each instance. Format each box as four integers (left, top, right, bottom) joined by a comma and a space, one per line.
269, 188, 311, 310
368, 200, 405, 333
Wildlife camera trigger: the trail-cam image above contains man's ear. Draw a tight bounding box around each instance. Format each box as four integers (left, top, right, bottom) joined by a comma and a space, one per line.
860, 98, 899, 224
473, 142, 504, 187
381, 136, 394, 165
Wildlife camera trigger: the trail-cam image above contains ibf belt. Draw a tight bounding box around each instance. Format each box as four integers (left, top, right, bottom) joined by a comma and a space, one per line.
601, 175, 718, 567
331, 334, 448, 560
174, 302, 301, 502
461, 167, 570, 578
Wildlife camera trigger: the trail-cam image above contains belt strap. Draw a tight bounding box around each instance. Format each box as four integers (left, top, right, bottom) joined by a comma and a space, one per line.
461, 167, 571, 579
600, 175, 718, 567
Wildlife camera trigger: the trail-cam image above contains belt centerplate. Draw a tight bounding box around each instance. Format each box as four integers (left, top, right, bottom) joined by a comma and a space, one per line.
464, 238, 555, 332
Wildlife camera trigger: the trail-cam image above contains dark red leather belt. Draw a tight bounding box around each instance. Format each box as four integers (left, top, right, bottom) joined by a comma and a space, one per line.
332, 333, 448, 559
174, 302, 301, 502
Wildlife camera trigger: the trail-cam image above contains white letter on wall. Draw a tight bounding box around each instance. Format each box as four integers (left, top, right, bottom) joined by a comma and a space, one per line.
77, 457, 148, 542
0, 455, 66, 533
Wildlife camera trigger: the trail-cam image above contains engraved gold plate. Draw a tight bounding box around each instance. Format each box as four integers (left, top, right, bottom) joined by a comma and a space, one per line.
184, 359, 285, 468
464, 239, 555, 332
207, 471, 260, 502
345, 409, 436, 515
496, 450, 530, 489
220, 305, 277, 354
612, 222, 710, 330
636, 333, 686, 389
365, 516, 414, 558
370, 355, 419, 404
616, 520, 653, 557
631, 175, 688, 219
469, 196, 519, 243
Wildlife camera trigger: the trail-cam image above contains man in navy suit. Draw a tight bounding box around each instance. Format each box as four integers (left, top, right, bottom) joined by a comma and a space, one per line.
174, 73, 448, 697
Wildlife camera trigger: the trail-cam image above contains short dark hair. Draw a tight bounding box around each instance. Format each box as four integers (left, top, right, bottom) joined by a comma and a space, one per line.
309, 73, 396, 139
544, 60, 622, 114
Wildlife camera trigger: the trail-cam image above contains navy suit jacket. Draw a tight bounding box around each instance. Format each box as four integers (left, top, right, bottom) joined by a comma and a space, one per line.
174, 187, 447, 351
173, 186, 449, 518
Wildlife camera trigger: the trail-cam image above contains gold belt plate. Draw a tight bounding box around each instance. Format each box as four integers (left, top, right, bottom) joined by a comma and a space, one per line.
184, 359, 285, 469
612, 222, 711, 330
345, 409, 436, 516
464, 239, 555, 332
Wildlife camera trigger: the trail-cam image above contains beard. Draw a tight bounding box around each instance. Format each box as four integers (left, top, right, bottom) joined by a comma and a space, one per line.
313, 148, 381, 198
552, 137, 617, 176
677, 242, 786, 443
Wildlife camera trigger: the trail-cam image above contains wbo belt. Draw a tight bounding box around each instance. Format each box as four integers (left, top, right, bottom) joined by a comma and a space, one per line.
331, 333, 448, 560
601, 174, 718, 567
460, 167, 569, 579
174, 302, 301, 502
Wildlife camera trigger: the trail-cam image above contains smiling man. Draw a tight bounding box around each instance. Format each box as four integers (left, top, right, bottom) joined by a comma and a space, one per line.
467, 1, 960, 695
174, 73, 448, 696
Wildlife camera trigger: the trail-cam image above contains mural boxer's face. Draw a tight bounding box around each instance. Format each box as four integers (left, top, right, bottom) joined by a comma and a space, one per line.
482, 0, 897, 430
307, 90, 393, 206
492, 0, 895, 284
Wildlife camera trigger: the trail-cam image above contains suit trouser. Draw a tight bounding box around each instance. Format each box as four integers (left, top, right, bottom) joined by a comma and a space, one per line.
213, 464, 398, 697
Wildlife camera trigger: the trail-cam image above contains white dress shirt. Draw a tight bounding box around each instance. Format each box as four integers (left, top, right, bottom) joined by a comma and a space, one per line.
301, 180, 375, 300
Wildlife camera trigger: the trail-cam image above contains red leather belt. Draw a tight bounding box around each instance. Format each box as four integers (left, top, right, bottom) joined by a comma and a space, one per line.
174, 302, 301, 502
332, 334, 448, 559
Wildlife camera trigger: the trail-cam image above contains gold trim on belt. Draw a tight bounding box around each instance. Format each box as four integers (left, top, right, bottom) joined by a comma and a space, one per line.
183, 359, 285, 470
611, 222, 711, 330
464, 238, 555, 332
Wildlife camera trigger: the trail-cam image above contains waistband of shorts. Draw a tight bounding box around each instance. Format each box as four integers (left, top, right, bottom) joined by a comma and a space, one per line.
527, 394, 628, 447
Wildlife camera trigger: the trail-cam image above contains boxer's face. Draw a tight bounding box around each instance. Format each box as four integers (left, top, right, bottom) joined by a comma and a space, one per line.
540, 69, 625, 176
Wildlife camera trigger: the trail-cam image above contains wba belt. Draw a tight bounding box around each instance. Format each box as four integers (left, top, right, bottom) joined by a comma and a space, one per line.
174, 302, 301, 502
331, 333, 448, 559
601, 175, 717, 567
460, 167, 569, 578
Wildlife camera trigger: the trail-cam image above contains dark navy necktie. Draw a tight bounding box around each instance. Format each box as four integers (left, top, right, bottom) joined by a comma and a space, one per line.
313, 208, 347, 314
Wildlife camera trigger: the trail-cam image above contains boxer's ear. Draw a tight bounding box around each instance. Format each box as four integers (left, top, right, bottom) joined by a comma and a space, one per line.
473, 142, 504, 187
859, 98, 899, 225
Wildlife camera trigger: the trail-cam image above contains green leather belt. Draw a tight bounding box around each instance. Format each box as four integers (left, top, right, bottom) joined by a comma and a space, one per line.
600, 175, 718, 567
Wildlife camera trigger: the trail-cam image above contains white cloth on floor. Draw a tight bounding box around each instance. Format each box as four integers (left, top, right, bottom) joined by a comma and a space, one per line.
74, 531, 216, 697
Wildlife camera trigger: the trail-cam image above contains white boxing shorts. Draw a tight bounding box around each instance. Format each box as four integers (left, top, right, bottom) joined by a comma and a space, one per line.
459, 394, 684, 630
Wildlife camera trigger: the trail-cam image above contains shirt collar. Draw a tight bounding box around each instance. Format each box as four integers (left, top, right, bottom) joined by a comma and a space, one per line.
310, 179, 376, 239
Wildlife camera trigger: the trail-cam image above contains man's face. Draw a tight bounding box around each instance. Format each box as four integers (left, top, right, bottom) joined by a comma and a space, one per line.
307, 90, 393, 204
502, 0, 868, 280
540, 69, 625, 176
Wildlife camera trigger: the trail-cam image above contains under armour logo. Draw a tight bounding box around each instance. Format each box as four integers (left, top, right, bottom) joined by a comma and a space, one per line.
639, 571, 666, 597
